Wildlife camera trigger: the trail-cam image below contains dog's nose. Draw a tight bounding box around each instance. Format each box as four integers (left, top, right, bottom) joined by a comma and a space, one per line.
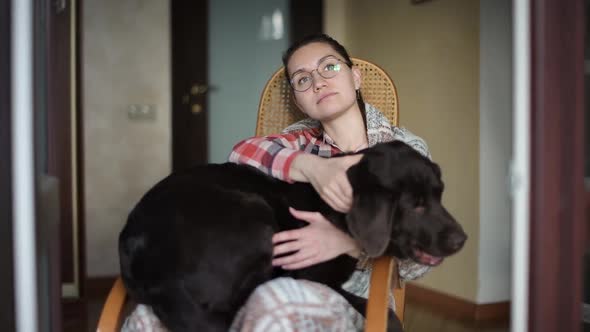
445, 231, 467, 252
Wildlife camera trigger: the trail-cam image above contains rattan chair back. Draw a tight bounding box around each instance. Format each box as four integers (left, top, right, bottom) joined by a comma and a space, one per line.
256, 58, 399, 136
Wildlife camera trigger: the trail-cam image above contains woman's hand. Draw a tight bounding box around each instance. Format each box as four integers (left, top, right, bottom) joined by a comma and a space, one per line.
289, 154, 363, 213
272, 207, 361, 270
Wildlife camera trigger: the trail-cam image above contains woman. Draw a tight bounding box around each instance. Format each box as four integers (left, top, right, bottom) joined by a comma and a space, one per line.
227, 34, 432, 331
122, 33, 432, 331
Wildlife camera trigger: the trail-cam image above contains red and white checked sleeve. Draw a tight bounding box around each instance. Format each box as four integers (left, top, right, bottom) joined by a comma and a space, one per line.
228, 132, 312, 182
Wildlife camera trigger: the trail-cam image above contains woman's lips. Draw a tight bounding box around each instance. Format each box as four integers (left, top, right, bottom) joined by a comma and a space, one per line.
317, 92, 337, 104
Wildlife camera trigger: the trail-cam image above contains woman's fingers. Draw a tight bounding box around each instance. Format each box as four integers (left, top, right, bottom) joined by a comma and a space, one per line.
336, 175, 354, 206
321, 176, 354, 212
273, 207, 359, 270
288, 207, 327, 223
272, 248, 317, 267
321, 191, 349, 213
272, 240, 302, 256
272, 228, 302, 244
301, 154, 362, 213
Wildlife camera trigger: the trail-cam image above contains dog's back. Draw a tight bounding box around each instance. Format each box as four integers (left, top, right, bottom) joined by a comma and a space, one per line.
119, 163, 292, 331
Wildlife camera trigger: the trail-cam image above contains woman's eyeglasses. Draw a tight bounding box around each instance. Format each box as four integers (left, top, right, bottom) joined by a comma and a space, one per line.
290, 56, 347, 92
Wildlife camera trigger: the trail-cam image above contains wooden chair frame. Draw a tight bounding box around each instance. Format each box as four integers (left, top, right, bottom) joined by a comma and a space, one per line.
96, 277, 127, 332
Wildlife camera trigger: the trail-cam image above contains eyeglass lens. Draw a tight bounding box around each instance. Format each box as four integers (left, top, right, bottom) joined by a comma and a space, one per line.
291, 57, 343, 92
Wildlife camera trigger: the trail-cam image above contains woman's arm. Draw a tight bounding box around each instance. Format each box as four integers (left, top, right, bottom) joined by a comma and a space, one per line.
228, 133, 306, 182
229, 131, 364, 270
289, 154, 362, 213
229, 130, 362, 213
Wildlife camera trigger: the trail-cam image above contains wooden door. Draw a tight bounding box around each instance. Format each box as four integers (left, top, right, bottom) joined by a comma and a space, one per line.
171, 0, 209, 171
528, 0, 585, 331
170, 0, 323, 171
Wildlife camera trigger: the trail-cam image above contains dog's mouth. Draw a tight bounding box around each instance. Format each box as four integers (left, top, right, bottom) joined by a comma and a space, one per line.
412, 249, 444, 266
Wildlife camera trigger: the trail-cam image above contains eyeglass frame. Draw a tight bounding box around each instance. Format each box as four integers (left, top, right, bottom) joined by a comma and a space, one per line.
288, 56, 353, 92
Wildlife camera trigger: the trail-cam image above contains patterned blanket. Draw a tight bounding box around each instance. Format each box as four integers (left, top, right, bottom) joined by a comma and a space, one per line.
122, 278, 365, 332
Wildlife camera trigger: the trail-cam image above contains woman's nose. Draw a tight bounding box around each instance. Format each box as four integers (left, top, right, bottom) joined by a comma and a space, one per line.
311, 71, 327, 91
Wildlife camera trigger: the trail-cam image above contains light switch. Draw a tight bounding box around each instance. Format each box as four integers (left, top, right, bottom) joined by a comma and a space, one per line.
127, 104, 156, 121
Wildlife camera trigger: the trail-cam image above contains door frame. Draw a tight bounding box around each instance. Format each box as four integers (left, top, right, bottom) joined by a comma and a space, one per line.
0, 0, 15, 330
170, 0, 324, 170
528, 0, 585, 331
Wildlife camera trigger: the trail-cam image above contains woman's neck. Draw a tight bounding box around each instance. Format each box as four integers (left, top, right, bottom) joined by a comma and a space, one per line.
321, 105, 368, 152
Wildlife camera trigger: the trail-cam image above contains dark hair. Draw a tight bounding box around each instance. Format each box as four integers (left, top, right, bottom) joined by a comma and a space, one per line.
282, 33, 366, 125
282, 33, 353, 76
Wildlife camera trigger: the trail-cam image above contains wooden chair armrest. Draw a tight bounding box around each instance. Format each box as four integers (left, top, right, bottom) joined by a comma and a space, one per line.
365, 256, 404, 332
97, 276, 127, 332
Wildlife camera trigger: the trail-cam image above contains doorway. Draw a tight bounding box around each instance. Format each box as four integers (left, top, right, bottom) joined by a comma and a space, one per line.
170, 0, 323, 169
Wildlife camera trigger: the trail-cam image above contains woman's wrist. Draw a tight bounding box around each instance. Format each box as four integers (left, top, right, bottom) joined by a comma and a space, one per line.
289, 154, 317, 182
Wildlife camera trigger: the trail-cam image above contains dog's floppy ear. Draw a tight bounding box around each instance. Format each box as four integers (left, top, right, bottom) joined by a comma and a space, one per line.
347, 154, 390, 190
346, 191, 394, 257
348, 145, 403, 191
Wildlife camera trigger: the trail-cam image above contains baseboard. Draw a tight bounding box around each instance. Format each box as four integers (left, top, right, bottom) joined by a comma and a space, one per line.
406, 282, 510, 326
85, 275, 117, 300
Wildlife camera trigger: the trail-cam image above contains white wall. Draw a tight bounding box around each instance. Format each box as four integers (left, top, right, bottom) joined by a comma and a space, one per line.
334, 0, 481, 301
326, 0, 513, 303
82, 0, 288, 276
83, 0, 171, 276
478, 0, 512, 303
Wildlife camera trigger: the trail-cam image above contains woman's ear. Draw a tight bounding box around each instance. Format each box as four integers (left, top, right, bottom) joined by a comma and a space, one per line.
352, 66, 362, 90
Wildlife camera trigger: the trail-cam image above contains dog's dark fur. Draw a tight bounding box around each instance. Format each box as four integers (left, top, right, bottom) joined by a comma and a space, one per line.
119, 140, 467, 332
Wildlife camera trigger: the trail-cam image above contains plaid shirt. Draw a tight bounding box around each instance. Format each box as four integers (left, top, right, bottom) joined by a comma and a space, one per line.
228, 104, 431, 182
228, 104, 433, 284
228, 128, 329, 182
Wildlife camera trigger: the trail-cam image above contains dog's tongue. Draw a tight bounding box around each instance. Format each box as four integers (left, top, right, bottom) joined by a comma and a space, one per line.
415, 250, 444, 266
423, 255, 443, 266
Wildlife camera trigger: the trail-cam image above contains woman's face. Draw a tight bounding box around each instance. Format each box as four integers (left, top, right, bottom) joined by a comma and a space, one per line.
287, 42, 361, 122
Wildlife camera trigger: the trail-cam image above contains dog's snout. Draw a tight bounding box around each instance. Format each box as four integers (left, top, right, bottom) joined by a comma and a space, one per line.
445, 230, 467, 252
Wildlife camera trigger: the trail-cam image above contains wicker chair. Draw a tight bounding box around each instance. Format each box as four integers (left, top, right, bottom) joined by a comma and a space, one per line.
97, 58, 404, 332
256, 58, 405, 331
256, 58, 399, 136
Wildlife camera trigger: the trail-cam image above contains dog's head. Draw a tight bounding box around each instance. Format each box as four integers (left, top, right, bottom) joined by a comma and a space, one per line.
345, 140, 466, 266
